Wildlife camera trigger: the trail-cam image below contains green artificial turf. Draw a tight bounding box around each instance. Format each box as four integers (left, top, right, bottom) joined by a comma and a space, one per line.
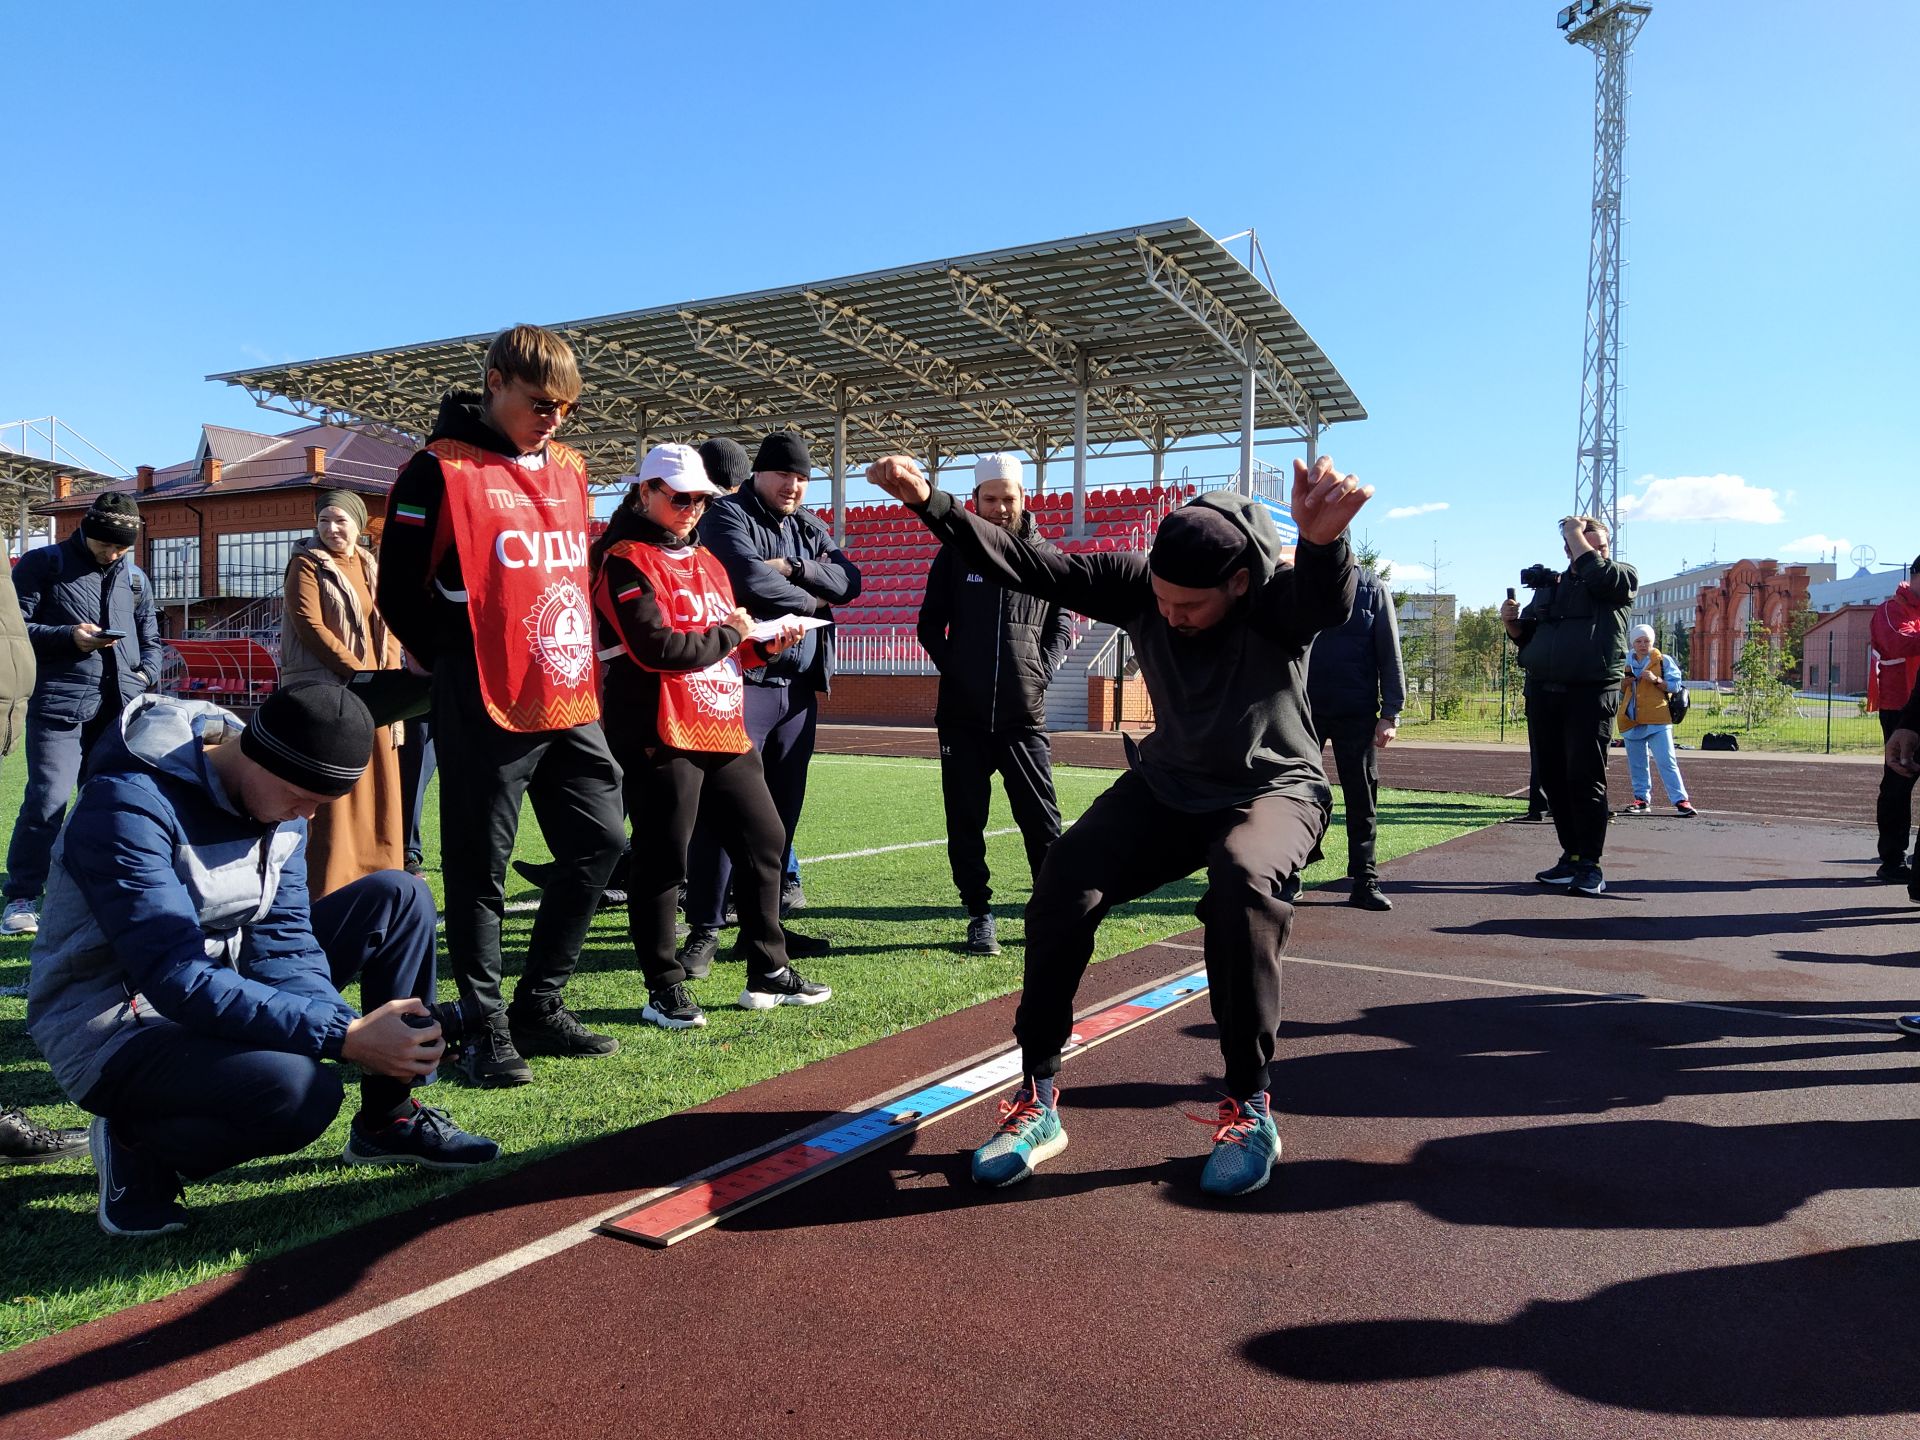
0, 745, 1510, 1352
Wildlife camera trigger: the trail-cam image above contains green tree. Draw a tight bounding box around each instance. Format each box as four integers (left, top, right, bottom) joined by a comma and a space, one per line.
1671, 620, 1692, 678
1452, 605, 1504, 691
1730, 619, 1794, 730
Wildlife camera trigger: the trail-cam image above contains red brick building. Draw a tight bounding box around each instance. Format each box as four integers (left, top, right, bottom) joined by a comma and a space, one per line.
34, 423, 409, 637
1692, 559, 1818, 683
1801, 604, 1875, 695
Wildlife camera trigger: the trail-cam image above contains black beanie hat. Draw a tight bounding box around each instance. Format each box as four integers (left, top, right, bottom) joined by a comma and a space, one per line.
81, 492, 142, 547
241, 685, 373, 798
698, 437, 752, 492
1150, 505, 1254, 589
752, 431, 812, 476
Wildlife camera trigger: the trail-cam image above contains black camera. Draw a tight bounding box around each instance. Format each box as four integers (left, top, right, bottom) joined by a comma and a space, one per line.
1520, 564, 1560, 589
400, 996, 483, 1046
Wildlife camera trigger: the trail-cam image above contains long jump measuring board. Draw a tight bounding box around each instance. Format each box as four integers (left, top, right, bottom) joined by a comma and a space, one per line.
599, 964, 1211, 1248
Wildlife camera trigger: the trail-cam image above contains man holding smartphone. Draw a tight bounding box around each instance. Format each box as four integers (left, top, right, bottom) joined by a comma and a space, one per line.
4, 492, 161, 935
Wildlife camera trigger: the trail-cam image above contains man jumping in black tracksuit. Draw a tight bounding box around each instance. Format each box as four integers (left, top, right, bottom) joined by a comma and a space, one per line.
870, 452, 1373, 1200
917, 454, 1072, 956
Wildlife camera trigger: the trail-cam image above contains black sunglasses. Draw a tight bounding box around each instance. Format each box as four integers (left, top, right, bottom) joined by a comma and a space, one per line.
650, 482, 708, 511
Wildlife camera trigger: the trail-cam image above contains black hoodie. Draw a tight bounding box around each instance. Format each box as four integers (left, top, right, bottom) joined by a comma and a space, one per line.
375, 390, 531, 669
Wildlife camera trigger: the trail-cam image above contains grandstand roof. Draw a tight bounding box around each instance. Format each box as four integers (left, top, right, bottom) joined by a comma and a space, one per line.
0, 448, 118, 499
209, 218, 1365, 483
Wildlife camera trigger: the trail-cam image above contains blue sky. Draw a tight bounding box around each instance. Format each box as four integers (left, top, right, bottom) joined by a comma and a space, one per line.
1, 2, 1912, 607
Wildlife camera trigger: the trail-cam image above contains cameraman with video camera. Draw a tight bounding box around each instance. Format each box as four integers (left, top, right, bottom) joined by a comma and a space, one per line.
1500, 514, 1637, 897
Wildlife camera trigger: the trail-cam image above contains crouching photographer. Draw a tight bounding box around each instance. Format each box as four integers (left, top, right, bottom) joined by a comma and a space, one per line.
1500, 514, 1637, 896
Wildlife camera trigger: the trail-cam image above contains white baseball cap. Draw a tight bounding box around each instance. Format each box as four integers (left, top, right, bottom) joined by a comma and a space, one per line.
634, 443, 723, 495
974, 453, 1024, 486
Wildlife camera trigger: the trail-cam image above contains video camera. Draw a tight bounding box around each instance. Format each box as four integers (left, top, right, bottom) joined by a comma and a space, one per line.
1520, 565, 1561, 590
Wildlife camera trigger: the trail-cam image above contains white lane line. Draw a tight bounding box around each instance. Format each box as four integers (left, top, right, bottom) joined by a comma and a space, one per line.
54, 1191, 662, 1440
1154, 942, 1902, 1033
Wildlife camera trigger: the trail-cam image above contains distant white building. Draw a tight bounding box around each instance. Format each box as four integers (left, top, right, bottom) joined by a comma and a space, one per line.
1806, 564, 1907, 613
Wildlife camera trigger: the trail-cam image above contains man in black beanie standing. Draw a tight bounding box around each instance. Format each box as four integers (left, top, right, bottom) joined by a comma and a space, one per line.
679, 431, 861, 975
4, 492, 162, 936
869, 453, 1371, 1200
28, 685, 498, 1237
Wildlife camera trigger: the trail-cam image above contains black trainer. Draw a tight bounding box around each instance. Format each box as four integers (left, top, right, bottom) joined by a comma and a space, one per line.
1536, 857, 1580, 886
1348, 881, 1393, 912
1278, 874, 1303, 905
679, 927, 719, 979
1877, 860, 1912, 883
740, 966, 832, 1010
458, 1018, 533, 1087
965, 912, 1001, 955
1896, 1014, 1920, 1038
1570, 864, 1606, 897
780, 877, 807, 917
0, 1107, 89, 1165
89, 1118, 188, 1237
508, 998, 620, 1058
642, 982, 708, 1030
343, 1101, 501, 1170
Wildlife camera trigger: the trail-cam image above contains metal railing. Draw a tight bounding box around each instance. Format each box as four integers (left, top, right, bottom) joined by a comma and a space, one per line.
835, 627, 937, 674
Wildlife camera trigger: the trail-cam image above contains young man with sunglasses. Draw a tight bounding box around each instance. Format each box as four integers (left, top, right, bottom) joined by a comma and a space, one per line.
376, 324, 627, 1087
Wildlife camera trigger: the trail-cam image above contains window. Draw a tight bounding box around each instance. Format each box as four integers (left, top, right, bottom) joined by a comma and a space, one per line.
217, 529, 307, 598
1809, 664, 1821, 686
147, 536, 201, 601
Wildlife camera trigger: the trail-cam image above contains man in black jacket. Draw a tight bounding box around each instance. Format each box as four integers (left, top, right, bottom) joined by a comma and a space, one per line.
679, 432, 861, 976
871, 452, 1371, 1200
3, 493, 161, 936
1304, 561, 1406, 911
917, 454, 1071, 955
1500, 514, 1637, 898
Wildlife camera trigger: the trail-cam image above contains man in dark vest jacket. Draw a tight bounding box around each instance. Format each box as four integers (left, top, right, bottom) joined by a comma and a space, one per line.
1304, 560, 1406, 910
4, 493, 161, 935
1500, 514, 1637, 898
917, 454, 1072, 954
0, 553, 89, 1163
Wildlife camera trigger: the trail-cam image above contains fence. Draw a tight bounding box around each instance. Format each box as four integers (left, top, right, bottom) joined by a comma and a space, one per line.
835, 627, 938, 675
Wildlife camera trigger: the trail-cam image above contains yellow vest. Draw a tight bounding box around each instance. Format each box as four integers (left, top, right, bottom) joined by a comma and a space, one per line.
1618, 647, 1673, 732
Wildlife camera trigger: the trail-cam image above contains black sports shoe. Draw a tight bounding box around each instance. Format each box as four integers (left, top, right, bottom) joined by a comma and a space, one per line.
1348, 881, 1393, 912
642, 982, 708, 1030
1877, 861, 1913, 883
458, 1019, 533, 1087
1278, 874, 1303, 905
740, 966, 832, 1010
1570, 864, 1606, 897
0, 1107, 89, 1165
778, 927, 831, 959
780, 877, 807, 917
1536, 858, 1579, 886
343, 1101, 501, 1170
679, 927, 719, 979
1895, 1014, 1920, 1038
89, 1118, 188, 1237
965, 912, 1001, 955
508, 998, 619, 1058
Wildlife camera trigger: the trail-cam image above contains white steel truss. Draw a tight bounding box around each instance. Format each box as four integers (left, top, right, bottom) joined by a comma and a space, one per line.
1561, 1, 1651, 547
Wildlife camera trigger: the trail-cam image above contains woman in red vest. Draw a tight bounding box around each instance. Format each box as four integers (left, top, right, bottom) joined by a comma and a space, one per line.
594, 444, 830, 1030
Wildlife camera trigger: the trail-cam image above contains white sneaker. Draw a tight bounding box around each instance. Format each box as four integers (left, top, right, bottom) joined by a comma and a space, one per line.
1, 900, 39, 936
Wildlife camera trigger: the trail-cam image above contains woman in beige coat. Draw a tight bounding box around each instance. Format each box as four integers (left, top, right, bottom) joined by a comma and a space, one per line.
279, 489, 404, 895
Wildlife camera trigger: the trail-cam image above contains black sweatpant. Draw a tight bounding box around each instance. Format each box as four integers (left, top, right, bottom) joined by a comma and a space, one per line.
938, 724, 1062, 915
613, 739, 789, 991
1878, 709, 1919, 866
1317, 713, 1382, 881
686, 683, 818, 929
432, 648, 626, 1017
1018, 769, 1327, 1099
1526, 683, 1620, 864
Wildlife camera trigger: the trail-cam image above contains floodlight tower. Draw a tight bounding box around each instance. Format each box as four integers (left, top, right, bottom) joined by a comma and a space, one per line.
1556, 0, 1650, 549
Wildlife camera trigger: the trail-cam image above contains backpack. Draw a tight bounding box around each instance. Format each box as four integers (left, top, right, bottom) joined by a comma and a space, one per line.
1666, 688, 1690, 724
1701, 731, 1738, 751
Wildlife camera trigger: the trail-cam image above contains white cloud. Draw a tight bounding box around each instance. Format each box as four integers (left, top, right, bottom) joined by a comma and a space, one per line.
1780, 533, 1851, 557
1381, 559, 1436, 588
1384, 501, 1450, 520
1617, 473, 1783, 524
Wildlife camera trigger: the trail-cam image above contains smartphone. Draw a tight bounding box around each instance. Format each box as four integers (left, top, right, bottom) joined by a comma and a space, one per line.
1505, 588, 1516, 602
96, 629, 127, 641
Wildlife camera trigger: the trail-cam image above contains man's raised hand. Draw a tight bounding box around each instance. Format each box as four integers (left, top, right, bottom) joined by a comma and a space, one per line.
866, 455, 931, 508
1291, 456, 1374, 546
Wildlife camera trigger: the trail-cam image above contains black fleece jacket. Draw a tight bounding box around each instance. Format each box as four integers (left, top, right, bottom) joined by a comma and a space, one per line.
910, 488, 1355, 813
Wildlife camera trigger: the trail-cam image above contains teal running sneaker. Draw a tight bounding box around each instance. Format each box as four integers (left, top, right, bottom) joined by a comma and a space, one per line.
970, 1081, 1067, 1187
1197, 1092, 1281, 1198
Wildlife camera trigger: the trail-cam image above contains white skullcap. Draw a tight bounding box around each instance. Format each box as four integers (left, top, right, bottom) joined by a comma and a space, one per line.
1631, 624, 1656, 643
974, 453, 1024, 486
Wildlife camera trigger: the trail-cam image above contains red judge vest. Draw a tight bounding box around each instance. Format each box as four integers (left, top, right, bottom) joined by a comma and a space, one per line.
428, 438, 601, 733
599, 538, 750, 754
